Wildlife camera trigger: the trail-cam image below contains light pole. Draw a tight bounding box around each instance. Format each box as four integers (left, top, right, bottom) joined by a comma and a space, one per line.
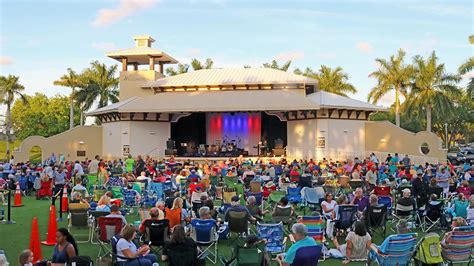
444, 123, 448, 149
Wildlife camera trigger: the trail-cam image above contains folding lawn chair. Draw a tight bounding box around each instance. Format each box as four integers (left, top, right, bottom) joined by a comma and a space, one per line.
223, 188, 237, 205
365, 204, 387, 237
334, 205, 358, 238
89, 210, 110, 244
368, 233, 418, 266
96, 217, 123, 259
413, 232, 443, 266
301, 187, 324, 214
190, 219, 219, 264
297, 215, 325, 261
228, 210, 250, 238
220, 244, 265, 266
139, 190, 157, 208
68, 203, 92, 243
122, 188, 139, 214
292, 245, 322, 266
140, 219, 169, 254
256, 222, 286, 256
441, 226, 474, 265
148, 182, 164, 200
287, 187, 302, 204
422, 200, 445, 232
378, 195, 393, 216
109, 186, 123, 200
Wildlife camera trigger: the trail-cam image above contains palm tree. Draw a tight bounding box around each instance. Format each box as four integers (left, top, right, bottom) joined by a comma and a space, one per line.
458, 57, 474, 96
191, 58, 213, 70
404, 52, 460, 132
263, 60, 292, 71
368, 49, 414, 127
165, 63, 190, 76
53, 68, 80, 129
294, 66, 357, 96
75, 61, 119, 117
0, 75, 28, 159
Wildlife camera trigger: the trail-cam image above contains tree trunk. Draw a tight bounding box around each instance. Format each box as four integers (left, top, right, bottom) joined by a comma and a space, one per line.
5, 103, 11, 160
395, 87, 400, 127
426, 104, 432, 132
80, 109, 84, 126
69, 88, 75, 129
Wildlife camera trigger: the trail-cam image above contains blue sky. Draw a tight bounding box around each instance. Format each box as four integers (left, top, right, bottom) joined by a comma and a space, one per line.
0, 0, 472, 106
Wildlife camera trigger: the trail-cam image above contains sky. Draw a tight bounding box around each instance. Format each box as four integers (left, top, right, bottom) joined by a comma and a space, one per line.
0, 0, 472, 109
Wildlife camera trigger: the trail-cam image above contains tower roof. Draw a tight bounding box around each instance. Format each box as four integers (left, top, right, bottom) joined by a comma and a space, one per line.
107, 35, 178, 65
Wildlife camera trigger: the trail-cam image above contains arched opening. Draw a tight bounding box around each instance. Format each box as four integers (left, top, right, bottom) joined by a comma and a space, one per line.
29, 146, 42, 164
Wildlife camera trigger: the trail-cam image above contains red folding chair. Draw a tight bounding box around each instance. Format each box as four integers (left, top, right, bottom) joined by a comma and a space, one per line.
97, 217, 123, 259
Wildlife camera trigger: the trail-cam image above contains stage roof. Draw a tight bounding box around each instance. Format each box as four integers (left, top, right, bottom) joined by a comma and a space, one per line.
142, 68, 318, 88
87, 88, 386, 116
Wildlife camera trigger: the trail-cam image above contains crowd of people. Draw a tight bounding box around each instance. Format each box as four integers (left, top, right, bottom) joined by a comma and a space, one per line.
1, 152, 474, 265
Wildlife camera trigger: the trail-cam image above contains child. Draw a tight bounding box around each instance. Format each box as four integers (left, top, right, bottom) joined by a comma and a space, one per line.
19, 249, 34, 266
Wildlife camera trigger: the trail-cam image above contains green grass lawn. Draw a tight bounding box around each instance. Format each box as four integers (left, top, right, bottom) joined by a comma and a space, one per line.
0, 196, 444, 265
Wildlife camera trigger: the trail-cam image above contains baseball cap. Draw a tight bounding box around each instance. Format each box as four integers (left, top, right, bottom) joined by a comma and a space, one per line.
231, 195, 240, 202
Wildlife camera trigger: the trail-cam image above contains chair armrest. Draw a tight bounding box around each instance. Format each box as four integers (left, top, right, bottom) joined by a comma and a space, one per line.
369, 244, 380, 254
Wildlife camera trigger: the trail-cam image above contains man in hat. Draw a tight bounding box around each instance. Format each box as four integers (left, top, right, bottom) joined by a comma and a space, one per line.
412, 169, 428, 208
224, 195, 256, 222
395, 188, 415, 217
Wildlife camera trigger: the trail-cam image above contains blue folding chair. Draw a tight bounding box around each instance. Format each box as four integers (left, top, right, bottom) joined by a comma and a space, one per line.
369, 233, 417, 266
140, 190, 157, 208
257, 222, 286, 255
162, 181, 173, 192
107, 175, 123, 187
190, 219, 219, 264
148, 182, 164, 200
301, 187, 323, 214
291, 245, 321, 266
378, 195, 393, 216
287, 187, 302, 204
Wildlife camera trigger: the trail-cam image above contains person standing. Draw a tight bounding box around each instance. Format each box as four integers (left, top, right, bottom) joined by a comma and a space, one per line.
88, 155, 100, 175
436, 166, 450, 198
53, 166, 67, 196
135, 155, 145, 177
125, 155, 135, 174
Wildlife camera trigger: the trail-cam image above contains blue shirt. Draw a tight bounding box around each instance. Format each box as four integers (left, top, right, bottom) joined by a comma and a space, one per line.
284, 236, 317, 264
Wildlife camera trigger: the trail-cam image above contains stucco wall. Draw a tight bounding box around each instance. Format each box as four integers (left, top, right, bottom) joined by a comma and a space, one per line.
119, 70, 163, 100
365, 121, 446, 163
286, 119, 366, 161
129, 121, 170, 158
13, 126, 103, 162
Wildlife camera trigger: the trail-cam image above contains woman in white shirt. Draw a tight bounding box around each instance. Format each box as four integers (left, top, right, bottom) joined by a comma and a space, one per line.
116, 224, 158, 266
321, 192, 337, 239
467, 195, 474, 226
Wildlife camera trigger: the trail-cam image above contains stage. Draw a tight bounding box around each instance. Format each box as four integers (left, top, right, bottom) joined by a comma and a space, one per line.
164, 156, 284, 163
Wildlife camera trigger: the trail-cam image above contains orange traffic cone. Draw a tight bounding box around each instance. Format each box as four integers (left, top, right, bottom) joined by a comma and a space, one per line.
13, 183, 23, 207
61, 185, 68, 212
41, 205, 57, 246
29, 217, 43, 263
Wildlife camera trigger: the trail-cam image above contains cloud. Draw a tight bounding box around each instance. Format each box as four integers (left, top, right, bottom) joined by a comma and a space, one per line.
186, 48, 201, 57
92, 0, 159, 27
0, 56, 13, 65
275, 51, 305, 61
91, 42, 117, 51
356, 42, 373, 53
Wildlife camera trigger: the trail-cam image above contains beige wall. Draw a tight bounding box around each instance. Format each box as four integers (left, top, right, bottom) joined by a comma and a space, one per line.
286, 119, 366, 160
102, 121, 170, 160
365, 121, 446, 164
119, 70, 164, 100
13, 126, 103, 162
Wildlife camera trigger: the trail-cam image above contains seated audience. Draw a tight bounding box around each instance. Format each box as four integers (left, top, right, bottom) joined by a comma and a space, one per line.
162, 225, 198, 265
106, 204, 127, 226
332, 221, 372, 264
276, 223, 318, 266
225, 196, 256, 222
116, 224, 157, 266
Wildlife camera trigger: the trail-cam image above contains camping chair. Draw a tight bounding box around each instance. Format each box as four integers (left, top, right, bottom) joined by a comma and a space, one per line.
334, 205, 358, 238
89, 210, 110, 244
86, 175, 98, 193
287, 187, 302, 204
107, 176, 123, 188
441, 226, 474, 265
374, 186, 391, 196
268, 190, 286, 207
122, 188, 139, 214
140, 219, 169, 254
271, 205, 294, 232
263, 183, 277, 198
349, 180, 365, 190
297, 215, 325, 261
165, 208, 182, 229
250, 180, 262, 193
392, 199, 416, 231
378, 195, 393, 216
96, 217, 123, 259
66, 256, 94, 266
37, 179, 52, 199
111, 235, 137, 265
220, 244, 265, 266
109, 186, 123, 200
365, 204, 388, 237
429, 186, 444, 200
93, 189, 106, 202
301, 187, 324, 214
292, 245, 322, 266
139, 190, 157, 208
148, 182, 164, 200
228, 210, 250, 238
166, 246, 198, 266
190, 219, 219, 264
422, 201, 445, 232
413, 232, 443, 266
223, 188, 237, 205
256, 222, 286, 256
368, 233, 418, 266
68, 203, 92, 243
